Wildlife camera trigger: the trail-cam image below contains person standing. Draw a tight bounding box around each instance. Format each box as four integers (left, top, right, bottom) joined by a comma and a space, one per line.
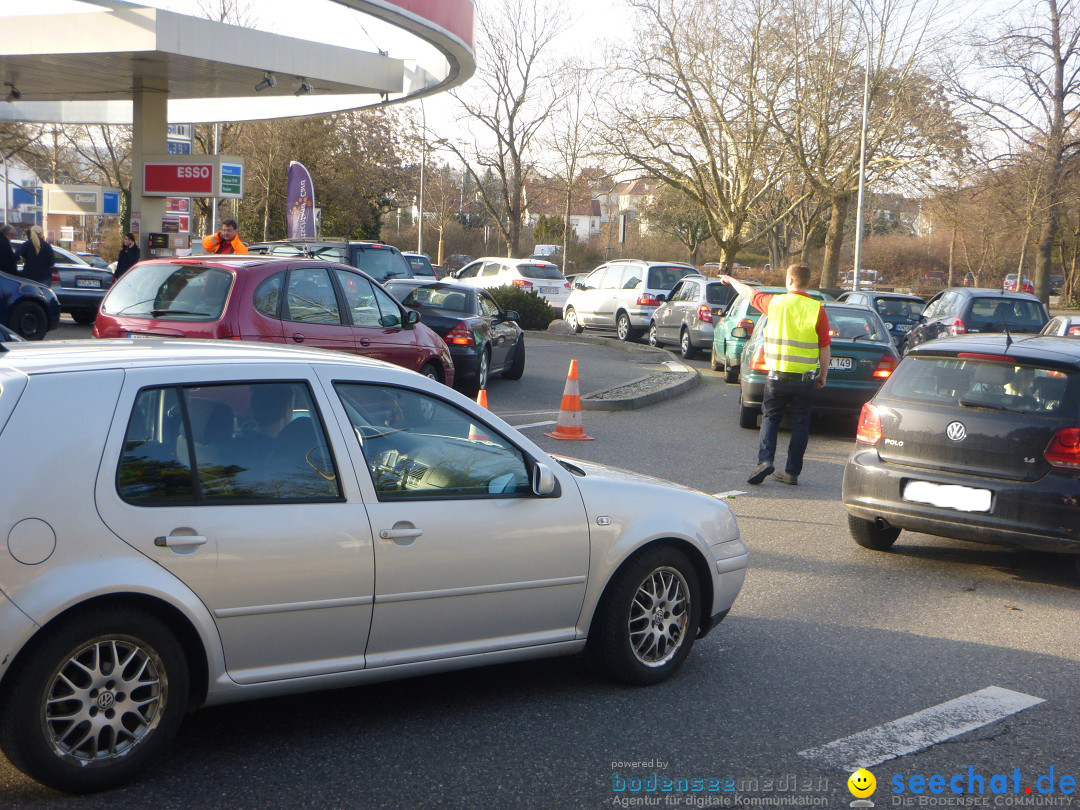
720, 264, 831, 486
201, 218, 248, 255
0, 224, 17, 276
16, 225, 56, 285
114, 232, 141, 277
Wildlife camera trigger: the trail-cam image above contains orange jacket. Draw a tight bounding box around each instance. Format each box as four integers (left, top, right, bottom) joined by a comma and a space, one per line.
202, 232, 249, 255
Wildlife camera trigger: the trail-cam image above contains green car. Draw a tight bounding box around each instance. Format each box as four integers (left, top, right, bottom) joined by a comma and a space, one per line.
711, 287, 827, 383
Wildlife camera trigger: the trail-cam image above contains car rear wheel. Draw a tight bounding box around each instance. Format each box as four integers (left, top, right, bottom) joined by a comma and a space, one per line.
501, 338, 525, 380
71, 309, 97, 326
710, 346, 723, 371
564, 307, 583, 334
589, 546, 701, 686
648, 322, 659, 347
0, 607, 189, 794
462, 348, 490, 397
616, 311, 641, 342
10, 301, 48, 340
724, 363, 740, 384
679, 327, 697, 359
738, 395, 758, 429
848, 514, 901, 550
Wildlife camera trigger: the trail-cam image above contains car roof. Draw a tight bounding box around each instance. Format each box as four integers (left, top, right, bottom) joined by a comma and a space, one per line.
908, 335, 1080, 368
855, 291, 924, 301
947, 287, 1041, 301
386, 279, 475, 295
826, 301, 882, 312
0, 339, 398, 376
132, 255, 314, 271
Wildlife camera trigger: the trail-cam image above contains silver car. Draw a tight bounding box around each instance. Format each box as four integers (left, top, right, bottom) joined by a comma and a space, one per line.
0, 340, 747, 793
649, 275, 745, 359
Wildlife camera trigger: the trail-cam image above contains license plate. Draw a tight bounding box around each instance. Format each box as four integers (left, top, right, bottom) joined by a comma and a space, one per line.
829, 356, 853, 370
897, 323, 911, 332
541, 287, 560, 294
124, 333, 161, 339
903, 481, 992, 513
75, 278, 101, 288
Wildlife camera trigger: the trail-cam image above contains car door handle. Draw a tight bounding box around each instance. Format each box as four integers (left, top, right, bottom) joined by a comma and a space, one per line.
291, 333, 305, 343
359, 337, 371, 347
154, 534, 208, 548
379, 528, 423, 540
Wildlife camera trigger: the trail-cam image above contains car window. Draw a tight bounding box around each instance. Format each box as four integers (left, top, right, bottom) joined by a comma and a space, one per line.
118, 382, 341, 504
253, 273, 283, 318
458, 262, 482, 279
516, 262, 563, 280
397, 285, 474, 314
286, 267, 343, 325
874, 297, 924, 320
598, 264, 621, 289
406, 256, 436, 277
102, 264, 232, 321
968, 297, 1047, 330
622, 264, 643, 290
478, 294, 500, 318
371, 286, 403, 328
824, 307, 890, 342
922, 294, 946, 319
481, 262, 502, 277
349, 246, 412, 281
668, 281, 685, 301
579, 266, 605, 289
335, 383, 532, 501
683, 282, 700, 301
334, 269, 383, 328
705, 283, 734, 306
647, 265, 694, 291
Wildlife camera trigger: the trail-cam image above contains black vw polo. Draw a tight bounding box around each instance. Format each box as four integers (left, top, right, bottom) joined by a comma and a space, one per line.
842, 335, 1080, 576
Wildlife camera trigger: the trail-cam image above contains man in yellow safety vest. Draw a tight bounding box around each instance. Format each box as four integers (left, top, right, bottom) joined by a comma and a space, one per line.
721, 264, 831, 486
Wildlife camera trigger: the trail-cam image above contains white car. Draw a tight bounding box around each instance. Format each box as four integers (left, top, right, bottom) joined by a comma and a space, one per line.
0, 340, 747, 793
452, 257, 571, 313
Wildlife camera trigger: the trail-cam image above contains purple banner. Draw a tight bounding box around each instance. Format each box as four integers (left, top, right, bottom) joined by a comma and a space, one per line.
286, 161, 316, 239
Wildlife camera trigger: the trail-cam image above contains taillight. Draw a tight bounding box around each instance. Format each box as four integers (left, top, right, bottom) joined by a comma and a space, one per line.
50, 268, 60, 284
750, 347, 768, 372
1044, 428, 1080, 468
637, 293, 661, 307
445, 322, 475, 347
873, 354, 897, 379
856, 403, 883, 445
564, 282, 571, 290
735, 318, 754, 336
949, 318, 966, 336
512, 279, 533, 288
698, 304, 713, 324
1068, 326, 1080, 336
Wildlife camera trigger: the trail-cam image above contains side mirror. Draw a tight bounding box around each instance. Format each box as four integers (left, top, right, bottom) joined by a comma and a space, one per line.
405, 309, 421, 325
574, 282, 587, 291
716, 305, 727, 317
656, 294, 667, 303
732, 327, 749, 339
381, 314, 404, 328
505, 310, 520, 322
532, 462, 557, 497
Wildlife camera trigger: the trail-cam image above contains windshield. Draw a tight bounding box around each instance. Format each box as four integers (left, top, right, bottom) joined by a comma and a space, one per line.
885, 356, 1075, 415
517, 263, 563, 280
824, 306, 891, 342
874, 298, 925, 320
647, 265, 695, 290
969, 297, 1047, 331
103, 264, 232, 321
349, 246, 413, 282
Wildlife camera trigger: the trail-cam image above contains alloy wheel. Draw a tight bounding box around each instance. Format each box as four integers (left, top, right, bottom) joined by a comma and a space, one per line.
627, 566, 690, 667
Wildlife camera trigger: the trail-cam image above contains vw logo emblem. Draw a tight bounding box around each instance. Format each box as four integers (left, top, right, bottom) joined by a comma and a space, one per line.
97, 692, 116, 709
946, 421, 967, 442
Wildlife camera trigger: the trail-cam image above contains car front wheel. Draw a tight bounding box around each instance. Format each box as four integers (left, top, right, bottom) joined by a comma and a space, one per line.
10, 301, 48, 340
590, 546, 701, 686
564, 307, 583, 334
0, 607, 189, 794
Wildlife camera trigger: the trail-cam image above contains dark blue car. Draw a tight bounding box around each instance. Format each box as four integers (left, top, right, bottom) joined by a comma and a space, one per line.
1, 270, 61, 340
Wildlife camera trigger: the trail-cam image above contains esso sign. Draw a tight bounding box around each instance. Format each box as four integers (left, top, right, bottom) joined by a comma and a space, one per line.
144, 163, 215, 195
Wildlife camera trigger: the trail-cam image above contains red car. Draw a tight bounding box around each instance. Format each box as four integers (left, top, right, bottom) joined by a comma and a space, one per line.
1003, 273, 1035, 294
93, 256, 455, 385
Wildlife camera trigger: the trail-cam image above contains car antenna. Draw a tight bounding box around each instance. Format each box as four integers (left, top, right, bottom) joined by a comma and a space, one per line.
1002, 314, 1013, 351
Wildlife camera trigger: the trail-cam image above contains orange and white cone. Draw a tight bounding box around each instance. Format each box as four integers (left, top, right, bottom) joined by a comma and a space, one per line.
544, 359, 594, 441
468, 388, 491, 441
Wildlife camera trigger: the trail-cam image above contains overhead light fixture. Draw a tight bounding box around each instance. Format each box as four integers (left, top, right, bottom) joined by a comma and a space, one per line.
294, 79, 313, 96
255, 72, 277, 92
4, 83, 20, 103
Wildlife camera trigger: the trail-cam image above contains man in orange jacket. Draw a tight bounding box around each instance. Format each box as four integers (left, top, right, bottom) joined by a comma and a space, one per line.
201, 219, 248, 255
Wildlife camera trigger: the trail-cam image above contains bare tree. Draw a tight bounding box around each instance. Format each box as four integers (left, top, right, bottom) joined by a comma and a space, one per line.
447, 0, 571, 258
640, 184, 712, 264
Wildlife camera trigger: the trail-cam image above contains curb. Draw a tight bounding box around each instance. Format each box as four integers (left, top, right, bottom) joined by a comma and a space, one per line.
525, 330, 669, 358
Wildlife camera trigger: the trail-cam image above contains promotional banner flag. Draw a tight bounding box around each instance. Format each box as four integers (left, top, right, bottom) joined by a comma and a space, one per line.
286, 161, 316, 239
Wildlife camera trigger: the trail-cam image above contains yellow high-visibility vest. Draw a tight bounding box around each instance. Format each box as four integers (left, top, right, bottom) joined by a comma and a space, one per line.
764, 294, 822, 373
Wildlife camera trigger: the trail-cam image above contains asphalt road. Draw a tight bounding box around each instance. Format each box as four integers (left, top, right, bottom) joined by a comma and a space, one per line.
6, 321, 1079, 808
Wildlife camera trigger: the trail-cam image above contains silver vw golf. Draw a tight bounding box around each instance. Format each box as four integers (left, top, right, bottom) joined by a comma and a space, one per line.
0, 340, 747, 793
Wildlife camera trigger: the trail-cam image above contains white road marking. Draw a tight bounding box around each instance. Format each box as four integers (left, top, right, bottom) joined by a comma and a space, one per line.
798, 686, 1045, 771
662, 360, 691, 373
712, 490, 747, 499
511, 420, 558, 430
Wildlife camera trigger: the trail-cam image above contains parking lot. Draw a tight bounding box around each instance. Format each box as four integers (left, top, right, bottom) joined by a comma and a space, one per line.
4, 319, 1077, 808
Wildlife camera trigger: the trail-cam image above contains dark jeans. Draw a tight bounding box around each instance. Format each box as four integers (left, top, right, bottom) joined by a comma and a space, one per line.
758, 376, 816, 477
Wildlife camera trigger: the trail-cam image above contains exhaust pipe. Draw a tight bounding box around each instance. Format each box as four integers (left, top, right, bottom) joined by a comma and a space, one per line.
874, 517, 891, 531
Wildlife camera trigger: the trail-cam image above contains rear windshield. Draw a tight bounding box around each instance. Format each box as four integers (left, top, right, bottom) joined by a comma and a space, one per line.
517, 263, 563, 280
825, 307, 890, 342
406, 256, 436, 277
396, 285, 474, 314
874, 298, 924, 319
884, 356, 1076, 415
349, 246, 414, 282
968, 297, 1047, 331
706, 283, 737, 306
103, 264, 232, 321
647, 266, 694, 290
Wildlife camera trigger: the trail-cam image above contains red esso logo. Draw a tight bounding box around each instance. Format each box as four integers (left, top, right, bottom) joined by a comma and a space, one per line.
176, 166, 210, 179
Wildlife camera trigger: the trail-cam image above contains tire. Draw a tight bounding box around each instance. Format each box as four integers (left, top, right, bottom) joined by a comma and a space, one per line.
616, 311, 642, 342
679, 327, 697, 359
10, 301, 48, 341
589, 546, 702, 686
501, 337, 525, 380
738, 397, 759, 429
710, 346, 723, 371
564, 307, 583, 334
71, 309, 97, 326
648, 322, 660, 347
848, 514, 901, 551
724, 364, 740, 384
419, 362, 442, 383
0, 607, 189, 794
461, 348, 490, 397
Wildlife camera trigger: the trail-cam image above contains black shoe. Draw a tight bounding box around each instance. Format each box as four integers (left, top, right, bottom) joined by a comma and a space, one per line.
773, 471, 798, 485
747, 462, 774, 485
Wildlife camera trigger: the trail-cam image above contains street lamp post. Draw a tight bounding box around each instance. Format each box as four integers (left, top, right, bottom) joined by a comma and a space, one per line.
850, 0, 872, 294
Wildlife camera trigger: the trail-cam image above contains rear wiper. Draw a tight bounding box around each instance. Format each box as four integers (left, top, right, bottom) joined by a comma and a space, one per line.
149, 309, 210, 317
958, 399, 1024, 414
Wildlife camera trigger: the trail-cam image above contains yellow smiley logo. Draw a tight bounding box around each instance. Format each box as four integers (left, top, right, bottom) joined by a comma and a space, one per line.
848, 768, 877, 798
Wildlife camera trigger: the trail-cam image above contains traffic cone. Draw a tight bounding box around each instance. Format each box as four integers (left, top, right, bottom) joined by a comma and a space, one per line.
468, 388, 490, 442
544, 359, 594, 441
